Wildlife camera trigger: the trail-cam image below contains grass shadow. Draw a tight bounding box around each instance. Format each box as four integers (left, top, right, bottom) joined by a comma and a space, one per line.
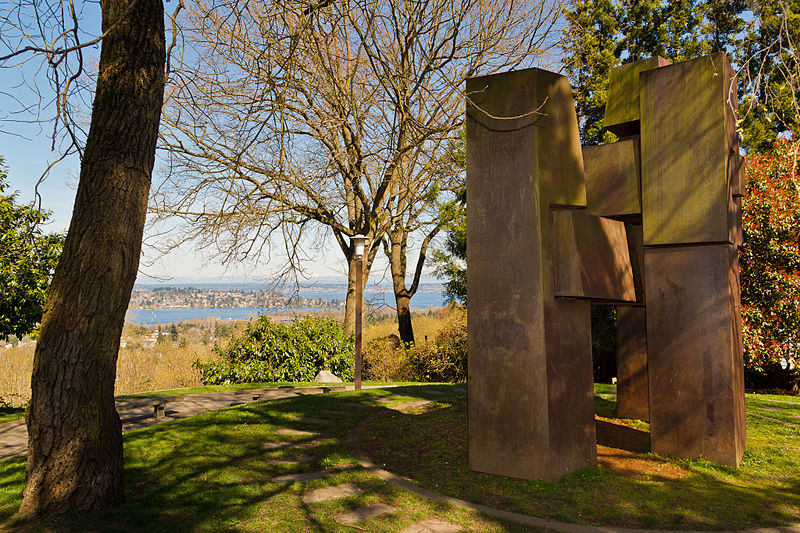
0, 394, 370, 530
2, 387, 798, 531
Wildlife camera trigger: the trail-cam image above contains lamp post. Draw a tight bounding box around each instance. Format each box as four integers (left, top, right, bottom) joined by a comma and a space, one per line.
351, 234, 368, 391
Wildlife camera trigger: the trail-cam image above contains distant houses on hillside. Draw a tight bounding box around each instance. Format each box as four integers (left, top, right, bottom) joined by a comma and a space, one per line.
128, 286, 341, 310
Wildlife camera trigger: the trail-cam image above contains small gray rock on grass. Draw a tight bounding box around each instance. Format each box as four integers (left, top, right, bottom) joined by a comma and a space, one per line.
314, 370, 343, 383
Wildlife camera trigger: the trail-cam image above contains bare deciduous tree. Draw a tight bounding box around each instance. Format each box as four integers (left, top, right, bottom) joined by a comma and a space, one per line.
153, 0, 561, 341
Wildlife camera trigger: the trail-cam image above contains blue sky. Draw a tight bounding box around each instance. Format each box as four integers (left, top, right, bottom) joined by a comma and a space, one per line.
0, 3, 452, 286
0, 108, 349, 283
0, 6, 347, 284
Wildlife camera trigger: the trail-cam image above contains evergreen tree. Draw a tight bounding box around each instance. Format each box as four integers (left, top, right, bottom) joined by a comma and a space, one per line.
740, 0, 800, 153
433, 130, 467, 304
0, 157, 63, 340
618, 0, 666, 61
433, 187, 466, 305
700, 0, 747, 54
562, 0, 620, 144
562, 0, 748, 145
661, 0, 704, 60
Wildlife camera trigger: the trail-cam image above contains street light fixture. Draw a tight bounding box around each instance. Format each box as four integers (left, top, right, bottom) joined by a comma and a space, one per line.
352, 234, 367, 258
351, 235, 368, 390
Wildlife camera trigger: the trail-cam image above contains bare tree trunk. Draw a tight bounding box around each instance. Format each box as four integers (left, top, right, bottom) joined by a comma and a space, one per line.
395, 292, 415, 345
18, 0, 165, 517
343, 244, 376, 335
385, 225, 441, 345
344, 257, 357, 334
388, 239, 415, 344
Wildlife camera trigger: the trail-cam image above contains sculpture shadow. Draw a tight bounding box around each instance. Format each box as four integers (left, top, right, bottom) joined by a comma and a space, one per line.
355, 396, 800, 530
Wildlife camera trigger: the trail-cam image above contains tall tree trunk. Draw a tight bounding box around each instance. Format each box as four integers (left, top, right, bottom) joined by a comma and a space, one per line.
395, 292, 414, 345
343, 244, 375, 335
388, 241, 415, 344
18, 0, 165, 517
385, 224, 441, 345
344, 254, 358, 335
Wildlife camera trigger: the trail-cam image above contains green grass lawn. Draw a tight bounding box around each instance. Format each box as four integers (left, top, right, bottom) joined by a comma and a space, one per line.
0, 385, 798, 531
0, 407, 24, 425
113, 380, 422, 400
0, 387, 529, 532
360, 386, 800, 530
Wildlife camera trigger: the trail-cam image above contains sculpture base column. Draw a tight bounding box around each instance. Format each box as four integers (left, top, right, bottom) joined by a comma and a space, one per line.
616, 306, 649, 421
644, 244, 745, 466
468, 298, 597, 482
466, 67, 597, 482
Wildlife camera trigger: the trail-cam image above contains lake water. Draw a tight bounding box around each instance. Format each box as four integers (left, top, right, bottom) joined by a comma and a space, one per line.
125, 306, 326, 325
125, 287, 448, 325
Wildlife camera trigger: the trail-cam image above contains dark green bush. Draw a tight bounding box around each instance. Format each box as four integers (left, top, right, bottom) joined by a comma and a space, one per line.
193, 315, 354, 384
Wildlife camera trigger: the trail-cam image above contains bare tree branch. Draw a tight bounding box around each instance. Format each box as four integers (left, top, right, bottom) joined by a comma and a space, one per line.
152, 0, 562, 335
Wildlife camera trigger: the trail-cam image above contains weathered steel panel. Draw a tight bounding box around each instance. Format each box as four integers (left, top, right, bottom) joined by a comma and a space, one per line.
644, 244, 745, 467
640, 53, 736, 245
552, 211, 637, 302
545, 298, 597, 474
625, 223, 646, 304
604, 57, 671, 136
616, 306, 649, 421
583, 138, 642, 218
467, 68, 595, 482
730, 153, 746, 198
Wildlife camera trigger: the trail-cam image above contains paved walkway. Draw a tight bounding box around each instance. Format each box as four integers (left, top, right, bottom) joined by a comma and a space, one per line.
0, 384, 380, 460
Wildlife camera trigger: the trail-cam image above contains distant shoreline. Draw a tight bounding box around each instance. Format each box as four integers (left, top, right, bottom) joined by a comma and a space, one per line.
124, 306, 339, 326
125, 300, 445, 326
128, 304, 342, 311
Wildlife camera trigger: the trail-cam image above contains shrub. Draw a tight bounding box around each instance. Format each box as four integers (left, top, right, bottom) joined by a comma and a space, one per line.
363, 334, 416, 381
362, 309, 467, 383
741, 141, 800, 390
193, 315, 354, 384
408, 309, 467, 382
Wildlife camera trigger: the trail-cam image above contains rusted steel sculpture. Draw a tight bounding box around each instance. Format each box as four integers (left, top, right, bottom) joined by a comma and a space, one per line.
466, 53, 745, 482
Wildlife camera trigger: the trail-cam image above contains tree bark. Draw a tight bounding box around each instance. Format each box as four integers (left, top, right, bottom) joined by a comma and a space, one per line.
344, 255, 358, 335
343, 243, 376, 335
18, 0, 165, 517
388, 238, 415, 345
395, 293, 414, 345
385, 225, 441, 345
